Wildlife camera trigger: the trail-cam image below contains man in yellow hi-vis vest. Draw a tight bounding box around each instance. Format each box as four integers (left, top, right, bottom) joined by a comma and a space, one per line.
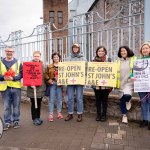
0, 46, 22, 131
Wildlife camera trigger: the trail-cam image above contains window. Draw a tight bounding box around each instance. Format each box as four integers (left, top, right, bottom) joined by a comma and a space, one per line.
49, 11, 54, 23
104, 0, 110, 19
58, 11, 63, 24
57, 38, 62, 52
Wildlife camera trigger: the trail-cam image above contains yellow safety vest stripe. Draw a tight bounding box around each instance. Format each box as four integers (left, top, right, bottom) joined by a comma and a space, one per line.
0, 61, 21, 91
116, 56, 136, 88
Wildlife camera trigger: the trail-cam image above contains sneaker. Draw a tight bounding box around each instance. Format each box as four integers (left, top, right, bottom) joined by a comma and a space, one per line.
3, 123, 10, 131
57, 112, 63, 119
37, 118, 43, 124
122, 115, 128, 124
33, 118, 42, 126
126, 101, 131, 110
13, 122, 20, 129
48, 114, 54, 122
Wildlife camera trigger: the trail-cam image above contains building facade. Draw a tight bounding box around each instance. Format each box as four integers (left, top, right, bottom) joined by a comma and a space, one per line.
43, 0, 68, 60
69, 0, 144, 60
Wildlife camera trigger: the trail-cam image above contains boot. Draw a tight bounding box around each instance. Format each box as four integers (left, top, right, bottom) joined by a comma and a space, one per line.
148, 122, 150, 130
77, 114, 82, 122
139, 120, 148, 128
96, 114, 101, 121
101, 115, 107, 122
64, 114, 73, 121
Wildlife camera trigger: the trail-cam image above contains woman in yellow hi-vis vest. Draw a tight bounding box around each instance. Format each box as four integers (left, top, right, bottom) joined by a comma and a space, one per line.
0, 46, 22, 131
116, 46, 136, 124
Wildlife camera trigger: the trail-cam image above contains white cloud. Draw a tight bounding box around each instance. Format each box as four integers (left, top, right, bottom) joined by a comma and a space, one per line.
0, 0, 43, 41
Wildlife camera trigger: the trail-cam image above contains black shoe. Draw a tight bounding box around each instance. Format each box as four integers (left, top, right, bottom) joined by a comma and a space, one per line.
96, 114, 101, 121
148, 122, 150, 130
77, 114, 82, 122
139, 120, 148, 128
101, 116, 106, 122
65, 114, 73, 121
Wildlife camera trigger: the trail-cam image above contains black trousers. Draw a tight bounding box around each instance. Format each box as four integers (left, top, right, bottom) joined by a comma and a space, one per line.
94, 89, 109, 117
30, 98, 42, 120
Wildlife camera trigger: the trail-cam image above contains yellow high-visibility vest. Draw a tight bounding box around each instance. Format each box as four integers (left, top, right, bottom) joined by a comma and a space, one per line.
116, 56, 137, 88
0, 60, 21, 91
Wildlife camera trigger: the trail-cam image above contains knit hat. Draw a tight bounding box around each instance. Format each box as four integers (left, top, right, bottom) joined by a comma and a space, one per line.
72, 43, 80, 53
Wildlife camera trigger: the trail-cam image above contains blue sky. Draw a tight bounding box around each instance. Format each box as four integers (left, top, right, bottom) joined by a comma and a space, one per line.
0, 0, 72, 41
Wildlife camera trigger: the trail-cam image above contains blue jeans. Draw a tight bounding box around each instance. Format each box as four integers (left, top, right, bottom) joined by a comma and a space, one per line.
120, 94, 131, 114
49, 83, 62, 114
138, 92, 150, 121
67, 85, 83, 114
1, 88, 21, 124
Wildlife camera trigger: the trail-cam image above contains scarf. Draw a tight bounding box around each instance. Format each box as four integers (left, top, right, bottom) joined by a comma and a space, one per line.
93, 55, 106, 62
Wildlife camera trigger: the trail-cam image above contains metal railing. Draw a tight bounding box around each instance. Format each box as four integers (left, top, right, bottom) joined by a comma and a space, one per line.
0, 0, 144, 65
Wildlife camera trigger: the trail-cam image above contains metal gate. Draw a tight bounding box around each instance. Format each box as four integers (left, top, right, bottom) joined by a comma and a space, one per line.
0, 0, 144, 65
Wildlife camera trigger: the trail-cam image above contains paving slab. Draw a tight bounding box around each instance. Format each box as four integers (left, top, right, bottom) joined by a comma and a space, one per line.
0, 101, 150, 150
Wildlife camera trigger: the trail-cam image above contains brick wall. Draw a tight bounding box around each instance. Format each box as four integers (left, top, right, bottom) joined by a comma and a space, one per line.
43, 0, 68, 57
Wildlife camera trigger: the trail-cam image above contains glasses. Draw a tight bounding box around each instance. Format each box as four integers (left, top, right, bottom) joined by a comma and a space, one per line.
6, 51, 14, 53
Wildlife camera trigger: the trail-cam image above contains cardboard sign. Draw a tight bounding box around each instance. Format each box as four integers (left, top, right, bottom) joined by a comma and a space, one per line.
23, 62, 42, 86
86, 62, 117, 87
57, 61, 86, 85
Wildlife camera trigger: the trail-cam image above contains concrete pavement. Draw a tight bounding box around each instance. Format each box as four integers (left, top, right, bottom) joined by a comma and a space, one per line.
0, 102, 150, 150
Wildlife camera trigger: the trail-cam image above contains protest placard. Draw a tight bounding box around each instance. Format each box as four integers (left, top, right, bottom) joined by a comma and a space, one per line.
23, 62, 42, 108
133, 58, 150, 92
23, 62, 42, 86
57, 61, 85, 85
86, 62, 117, 87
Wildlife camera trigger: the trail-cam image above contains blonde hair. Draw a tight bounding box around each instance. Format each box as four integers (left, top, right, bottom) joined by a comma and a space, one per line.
33, 51, 41, 56
140, 42, 150, 57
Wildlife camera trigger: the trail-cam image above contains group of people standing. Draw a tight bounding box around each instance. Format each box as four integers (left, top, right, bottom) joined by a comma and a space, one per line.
93, 42, 150, 131
0, 42, 150, 131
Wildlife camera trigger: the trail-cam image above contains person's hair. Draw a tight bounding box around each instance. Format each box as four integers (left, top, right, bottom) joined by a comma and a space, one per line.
118, 46, 134, 58
140, 42, 150, 57
33, 51, 41, 56
72, 43, 80, 53
5, 46, 14, 51
51, 52, 61, 62
6, 46, 13, 49
96, 46, 107, 56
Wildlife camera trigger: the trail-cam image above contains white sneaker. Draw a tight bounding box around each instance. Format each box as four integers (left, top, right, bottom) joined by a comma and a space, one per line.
126, 101, 131, 110
122, 115, 128, 124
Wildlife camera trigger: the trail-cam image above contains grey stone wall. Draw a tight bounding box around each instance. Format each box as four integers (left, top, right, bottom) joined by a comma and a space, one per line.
83, 91, 142, 121
21, 87, 142, 121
